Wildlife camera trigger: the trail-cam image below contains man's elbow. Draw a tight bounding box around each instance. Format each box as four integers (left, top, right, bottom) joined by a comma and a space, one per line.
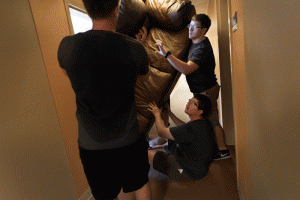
184, 68, 195, 76
181, 66, 193, 75
157, 129, 168, 138
157, 130, 165, 138
157, 128, 174, 140
182, 70, 191, 76
182, 71, 189, 76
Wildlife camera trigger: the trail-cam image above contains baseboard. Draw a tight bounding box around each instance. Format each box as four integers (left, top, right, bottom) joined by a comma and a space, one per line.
238, 187, 245, 200
79, 188, 92, 200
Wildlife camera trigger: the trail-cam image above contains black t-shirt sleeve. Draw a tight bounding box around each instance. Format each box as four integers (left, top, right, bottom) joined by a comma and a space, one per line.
57, 36, 74, 71
140, 47, 149, 75
169, 123, 193, 143
189, 47, 212, 68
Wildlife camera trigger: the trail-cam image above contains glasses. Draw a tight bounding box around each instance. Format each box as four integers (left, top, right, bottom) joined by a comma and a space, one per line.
189, 99, 199, 107
187, 24, 203, 30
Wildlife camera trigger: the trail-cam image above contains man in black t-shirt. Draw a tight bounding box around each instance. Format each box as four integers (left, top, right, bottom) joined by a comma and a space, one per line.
148, 94, 217, 181
154, 14, 230, 160
57, 1, 151, 199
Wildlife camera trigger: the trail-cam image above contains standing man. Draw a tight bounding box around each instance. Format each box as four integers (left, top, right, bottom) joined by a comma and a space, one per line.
57, 0, 151, 199
148, 94, 217, 181
155, 14, 230, 160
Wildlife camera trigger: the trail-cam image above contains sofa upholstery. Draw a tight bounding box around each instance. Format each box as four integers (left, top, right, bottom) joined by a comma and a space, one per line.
117, 0, 196, 134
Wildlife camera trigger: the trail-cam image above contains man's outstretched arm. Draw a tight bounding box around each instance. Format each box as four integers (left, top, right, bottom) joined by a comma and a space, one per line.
155, 40, 199, 75
148, 102, 175, 140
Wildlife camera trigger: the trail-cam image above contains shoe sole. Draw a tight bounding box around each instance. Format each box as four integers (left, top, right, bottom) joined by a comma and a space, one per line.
213, 155, 231, 161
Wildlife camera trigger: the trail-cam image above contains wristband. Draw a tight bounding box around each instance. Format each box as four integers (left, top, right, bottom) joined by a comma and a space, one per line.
165, 51, 171, 58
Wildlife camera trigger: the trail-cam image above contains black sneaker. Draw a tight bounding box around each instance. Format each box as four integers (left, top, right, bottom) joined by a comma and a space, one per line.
213, 149, 231, 160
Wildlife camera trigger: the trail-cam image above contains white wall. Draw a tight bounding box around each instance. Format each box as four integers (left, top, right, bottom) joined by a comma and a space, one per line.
216, 0, 235, 145
192, 0, 209, 14
170, 75, 194, 125
243, 0, 300, 199
0, 0, 78, 199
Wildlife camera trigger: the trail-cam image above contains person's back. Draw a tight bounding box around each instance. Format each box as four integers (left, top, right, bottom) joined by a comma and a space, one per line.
57, 1, 152, 199
58, 30, 148, 148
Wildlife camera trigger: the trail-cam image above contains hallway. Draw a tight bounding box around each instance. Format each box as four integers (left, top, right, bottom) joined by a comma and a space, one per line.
90, 146, 239, 200
148, 145, 239, 200
1, 0, 299, 199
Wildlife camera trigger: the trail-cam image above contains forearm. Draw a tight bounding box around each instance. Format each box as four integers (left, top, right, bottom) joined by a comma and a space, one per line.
166, 54, 190, 75
169, 110, 185, 126
156, 40, 198, 75
148, 102, 175, 140
153, 114, 169, 138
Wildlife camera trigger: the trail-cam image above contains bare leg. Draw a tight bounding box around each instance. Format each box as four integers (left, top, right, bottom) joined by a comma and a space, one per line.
118, 150, 154, 200
135, 182, 152, 200
117, 189, 135, 200
214, 125, 227, 150
148, 150, 156, 164
117, 182, 152, 200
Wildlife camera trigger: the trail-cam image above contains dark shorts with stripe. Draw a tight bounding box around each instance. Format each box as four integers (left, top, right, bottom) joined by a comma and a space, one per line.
153, 150, 194, 182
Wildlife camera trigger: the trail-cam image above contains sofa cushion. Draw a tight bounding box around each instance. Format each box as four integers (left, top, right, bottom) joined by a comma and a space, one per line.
143, 27, 191, 74
135, 66, 172, 118
117, 0, 196, 134
146, 0, 194, 32
116, 0, 148, 38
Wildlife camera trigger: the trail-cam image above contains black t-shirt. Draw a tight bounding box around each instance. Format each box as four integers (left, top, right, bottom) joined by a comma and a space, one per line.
168, 119, 217, 180
58, 30, 149, 149
187, 37, 217, 93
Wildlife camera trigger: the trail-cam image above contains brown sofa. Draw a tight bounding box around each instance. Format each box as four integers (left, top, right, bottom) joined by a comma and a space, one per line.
117, 0, 196, 135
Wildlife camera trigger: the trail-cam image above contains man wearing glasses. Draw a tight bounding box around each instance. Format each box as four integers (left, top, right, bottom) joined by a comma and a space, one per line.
155, 14, 230, 160
147, 94, 217, 181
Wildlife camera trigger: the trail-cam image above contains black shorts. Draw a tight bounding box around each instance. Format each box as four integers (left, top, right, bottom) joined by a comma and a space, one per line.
79, 136, 150, 200
153, 151, 193, 182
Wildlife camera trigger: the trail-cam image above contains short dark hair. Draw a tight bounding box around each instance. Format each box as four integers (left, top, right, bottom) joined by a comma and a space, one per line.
193, 94, 212, 117
82, 0, 120, 19
191, 14, 211, 33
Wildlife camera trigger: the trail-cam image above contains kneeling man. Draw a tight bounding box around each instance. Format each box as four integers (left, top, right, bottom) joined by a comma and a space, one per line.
148, 94, 217, 181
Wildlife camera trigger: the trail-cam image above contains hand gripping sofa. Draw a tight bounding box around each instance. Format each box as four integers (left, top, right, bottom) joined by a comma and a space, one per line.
117, 0, 196, 135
